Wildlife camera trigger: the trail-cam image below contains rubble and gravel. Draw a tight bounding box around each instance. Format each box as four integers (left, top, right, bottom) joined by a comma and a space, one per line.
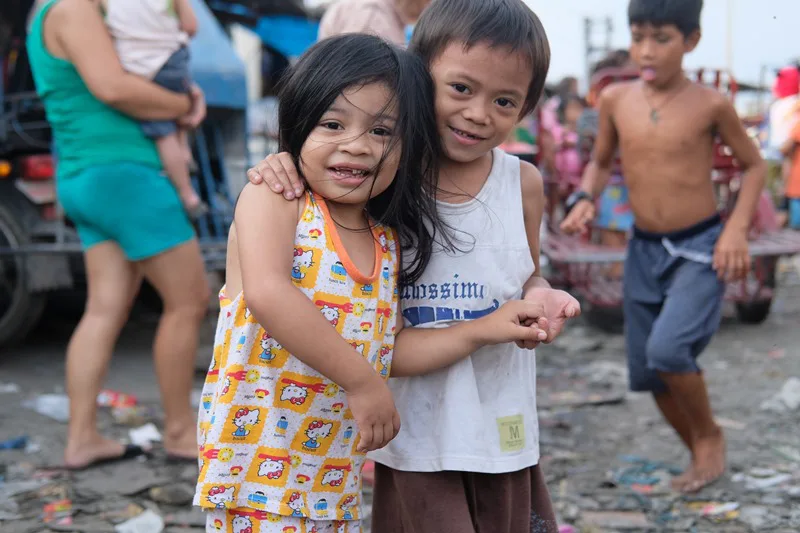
1, 277, 799, 532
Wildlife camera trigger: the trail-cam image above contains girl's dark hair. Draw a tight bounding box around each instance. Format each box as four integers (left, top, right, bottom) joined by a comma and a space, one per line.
557, 93, 587, 123
276, 33, 444, 287
628, 0, 703, 37
410, 0, 550, 117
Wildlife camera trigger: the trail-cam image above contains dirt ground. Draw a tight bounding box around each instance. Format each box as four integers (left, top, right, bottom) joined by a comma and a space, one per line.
1, 267, 799, 533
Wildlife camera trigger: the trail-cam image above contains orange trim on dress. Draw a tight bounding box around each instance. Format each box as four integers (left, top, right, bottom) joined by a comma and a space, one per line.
313, 193, 382, 285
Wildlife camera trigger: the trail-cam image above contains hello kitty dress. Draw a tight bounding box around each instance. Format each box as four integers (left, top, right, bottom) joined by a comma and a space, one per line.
194, 193, 399, 530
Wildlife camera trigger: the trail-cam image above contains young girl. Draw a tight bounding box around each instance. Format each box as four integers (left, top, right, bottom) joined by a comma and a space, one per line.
194, 34, 549, 533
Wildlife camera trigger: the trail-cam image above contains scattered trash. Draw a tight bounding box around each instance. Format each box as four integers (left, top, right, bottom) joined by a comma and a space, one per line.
22, 393, 70, 422
0, 435, 28, 450
148, 483, 194, 506
164, 508, 206, 528
540, 390, 626, 409
112, 406, 156, 427
582, 360, 629, 387
581, 510, 651, 530
737, 505, 774, 531
768, 348, 786, 359
760, 377, 800, 412
129, 423, 162, 448
97, 389, 138, 409
115, 509, 164, 533
686, 501, 740, 520
552, 334, 603, 354
732, 469, 793, 491
0, 479, 51, 500
0, 382, 20, 394
43, 499, 73, 525
613, 455, 682, 488
715, 416, 747, 430
24, 437, 43, 454
772, 443, 800, 463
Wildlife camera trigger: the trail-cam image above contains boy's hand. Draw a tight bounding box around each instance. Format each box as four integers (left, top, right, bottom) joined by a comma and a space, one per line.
713, 227, 749, 281
346, 373, 401, 453
476, 300, 550, 348
246, 152, 305, 200
520, 287, 580, 347
560, 199, 595, 235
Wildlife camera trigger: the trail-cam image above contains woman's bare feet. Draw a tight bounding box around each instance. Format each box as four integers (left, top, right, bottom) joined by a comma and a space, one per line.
64, 433, 134, 469
677, 428, 726, 493
670, 467, 694, 491
164, 425, 198, 461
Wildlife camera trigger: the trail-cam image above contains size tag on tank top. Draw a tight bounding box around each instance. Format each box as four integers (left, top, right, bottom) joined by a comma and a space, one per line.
497, 414, 525, 452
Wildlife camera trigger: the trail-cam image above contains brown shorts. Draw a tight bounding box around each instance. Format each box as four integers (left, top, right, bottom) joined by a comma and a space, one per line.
371, 463, 558, 533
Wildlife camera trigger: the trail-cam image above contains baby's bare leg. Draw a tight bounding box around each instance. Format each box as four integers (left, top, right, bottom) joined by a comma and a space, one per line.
156, 134, 202, 215
177, 128, 194, 166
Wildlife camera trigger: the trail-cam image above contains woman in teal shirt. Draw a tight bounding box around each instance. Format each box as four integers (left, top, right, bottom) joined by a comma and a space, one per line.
27, 0, 209, 469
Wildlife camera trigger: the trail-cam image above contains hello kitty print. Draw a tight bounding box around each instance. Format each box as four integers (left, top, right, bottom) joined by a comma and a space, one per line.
194, 194, 399, 522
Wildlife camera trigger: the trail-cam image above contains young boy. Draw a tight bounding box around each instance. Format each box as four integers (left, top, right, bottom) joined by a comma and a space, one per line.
247, 1, 573, 530
103, 0, 206, 217
562, 0, 767, 493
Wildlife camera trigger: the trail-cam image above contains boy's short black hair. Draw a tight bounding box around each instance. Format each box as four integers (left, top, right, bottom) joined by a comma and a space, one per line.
628, 0, 703, 37
410, 0, 550, 116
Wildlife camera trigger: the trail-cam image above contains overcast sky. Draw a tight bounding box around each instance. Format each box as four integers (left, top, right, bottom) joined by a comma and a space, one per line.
526, 0, 798, 91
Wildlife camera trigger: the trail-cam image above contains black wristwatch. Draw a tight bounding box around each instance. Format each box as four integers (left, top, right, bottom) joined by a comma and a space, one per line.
565, 190, 593, 214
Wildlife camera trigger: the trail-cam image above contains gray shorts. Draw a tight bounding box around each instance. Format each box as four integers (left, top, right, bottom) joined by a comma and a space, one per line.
140, 46, 191, 139
623, 214, 725, 393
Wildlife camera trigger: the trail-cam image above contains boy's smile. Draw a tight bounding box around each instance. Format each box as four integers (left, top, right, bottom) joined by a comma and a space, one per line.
429, 41, 532, 164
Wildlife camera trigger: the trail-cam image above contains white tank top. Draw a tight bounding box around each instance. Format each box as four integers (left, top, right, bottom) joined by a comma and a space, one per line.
369, 149, 540, 473
106, 0, 189, 78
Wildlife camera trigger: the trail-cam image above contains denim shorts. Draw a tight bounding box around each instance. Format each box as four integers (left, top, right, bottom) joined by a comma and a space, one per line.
623, 214, 725, 393
140, 46, 191, 139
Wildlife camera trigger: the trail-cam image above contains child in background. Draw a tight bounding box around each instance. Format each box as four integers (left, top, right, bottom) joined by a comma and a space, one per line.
781, 111, 800, 229
563, 0, 766, 493
246, 1, 582, 531
551, 94, 588, 207
582, 50, 637, 278
103, 0, 206, 217
194, 34, 551, 533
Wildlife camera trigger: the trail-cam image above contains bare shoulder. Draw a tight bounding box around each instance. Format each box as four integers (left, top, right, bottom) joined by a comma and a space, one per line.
703, 85, 736, 115
48, 0, 96, 22
235, 182, 301, 224
598, 80, 636, 109
519, 160, 544, 211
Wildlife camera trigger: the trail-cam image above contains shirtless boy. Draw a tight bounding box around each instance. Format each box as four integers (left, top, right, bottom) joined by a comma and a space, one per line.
562, 0, 766, 493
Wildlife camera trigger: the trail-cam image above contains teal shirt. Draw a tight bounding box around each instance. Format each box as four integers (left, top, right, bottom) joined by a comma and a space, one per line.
26, 0, 161, 178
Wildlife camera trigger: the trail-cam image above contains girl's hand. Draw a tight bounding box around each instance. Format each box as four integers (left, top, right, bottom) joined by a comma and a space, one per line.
246, 152, 305, 200
475, 300, 550, 349
346, 374, 401, 453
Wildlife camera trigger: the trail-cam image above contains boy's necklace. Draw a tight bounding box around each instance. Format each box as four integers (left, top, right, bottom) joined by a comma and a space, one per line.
642, 79, 691, 123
